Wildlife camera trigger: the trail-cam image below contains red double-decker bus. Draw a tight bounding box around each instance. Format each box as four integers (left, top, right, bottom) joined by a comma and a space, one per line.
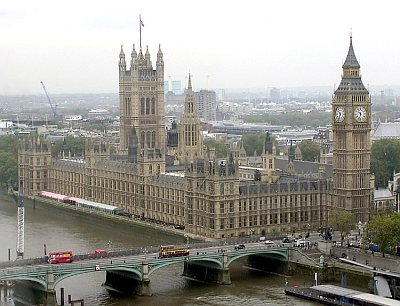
48, 251, 73, 264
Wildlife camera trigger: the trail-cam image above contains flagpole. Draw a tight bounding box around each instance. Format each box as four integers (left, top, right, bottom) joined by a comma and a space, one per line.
139, 14, 142, 49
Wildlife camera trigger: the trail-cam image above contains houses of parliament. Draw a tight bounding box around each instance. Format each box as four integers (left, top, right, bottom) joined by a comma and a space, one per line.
18, 36, 374, 239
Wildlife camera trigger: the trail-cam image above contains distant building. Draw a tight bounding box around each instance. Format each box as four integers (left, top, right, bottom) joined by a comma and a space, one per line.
374, 188, 395, 214
165, 91, 185, 106
87, 109, 112, 122
270, 87, 280, 103
372, 121, 400, 142
64, 115, 82, 122
164, 79, 182, 95
0, 120, 14, 129
194, 90, 217, 121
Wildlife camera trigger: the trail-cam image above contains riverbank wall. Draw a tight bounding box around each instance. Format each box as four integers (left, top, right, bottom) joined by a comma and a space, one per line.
10, 193, 211, 243
287, 248, 373, 288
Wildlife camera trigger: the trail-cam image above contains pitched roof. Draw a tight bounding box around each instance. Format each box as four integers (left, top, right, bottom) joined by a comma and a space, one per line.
373, 122, 400, 139
342, 36, 360, 68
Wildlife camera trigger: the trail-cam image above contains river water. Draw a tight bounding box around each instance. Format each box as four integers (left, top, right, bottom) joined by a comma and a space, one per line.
0, 193, 318, 306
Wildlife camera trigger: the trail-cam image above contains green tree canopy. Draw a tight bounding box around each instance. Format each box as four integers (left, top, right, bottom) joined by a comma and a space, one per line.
371, 139, 400, 188
242, 111, 331, 129
241, 133, 265, 156
298, 140, 320, 162
329, 210, 355, 245
203, 138, 228, 158
0, 135, 18, 188
366, 213, 400, 256
51, 136, 86, 157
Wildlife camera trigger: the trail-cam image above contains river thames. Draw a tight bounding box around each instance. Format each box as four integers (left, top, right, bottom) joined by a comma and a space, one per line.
0, 193, 318, 306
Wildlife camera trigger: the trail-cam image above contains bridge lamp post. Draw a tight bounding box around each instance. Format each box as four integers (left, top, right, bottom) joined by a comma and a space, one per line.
185, 235, 189, 246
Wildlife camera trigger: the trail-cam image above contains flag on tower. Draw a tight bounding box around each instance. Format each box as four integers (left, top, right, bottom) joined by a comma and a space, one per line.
140, 17, 144, 27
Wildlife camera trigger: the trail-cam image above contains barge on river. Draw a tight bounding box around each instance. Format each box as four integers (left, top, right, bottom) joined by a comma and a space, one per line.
285, 284, 400, 305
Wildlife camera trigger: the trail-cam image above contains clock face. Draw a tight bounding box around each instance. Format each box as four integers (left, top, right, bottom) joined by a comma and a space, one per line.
354, 106, 367, 122
335, 107, 345, 122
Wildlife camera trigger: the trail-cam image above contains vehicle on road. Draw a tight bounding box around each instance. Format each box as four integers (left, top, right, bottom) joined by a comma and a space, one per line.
234, 244, 245, 250
296, 239, 306, 247
264, 240, 275, 246
282, 237, 292, 243
158, 245, 189, 259
349, 241, 360, 248
48, 250, 73, 264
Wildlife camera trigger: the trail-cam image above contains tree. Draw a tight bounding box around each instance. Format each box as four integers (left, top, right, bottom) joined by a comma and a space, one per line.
329, 210, 355, 246
51, 136, 86, 157
242, 111, 331, 129
298, 140, 320, 162
0, 135, 18, 188
203, 138, 228, 158
371, 139, 400, 188
241, 133, 265, 156
366, 213, 400, 257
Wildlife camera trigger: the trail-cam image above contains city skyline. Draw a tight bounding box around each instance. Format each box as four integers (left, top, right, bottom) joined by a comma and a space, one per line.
1, 0, 399, 95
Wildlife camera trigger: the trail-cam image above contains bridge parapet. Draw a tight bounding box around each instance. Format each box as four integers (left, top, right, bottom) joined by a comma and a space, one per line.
1, 245, 290, 302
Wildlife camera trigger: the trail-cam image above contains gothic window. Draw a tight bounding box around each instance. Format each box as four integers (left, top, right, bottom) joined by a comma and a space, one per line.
151, 98, 156, 114
141, 98, 145, 115
146, 98, 150, 114
140, 131, 145, 147
151, 131, 156, 148
146, 131, 151, 148
230, 218, 234, 228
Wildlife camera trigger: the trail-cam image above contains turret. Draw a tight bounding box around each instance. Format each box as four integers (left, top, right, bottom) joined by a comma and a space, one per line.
145, 45, 152, 67
130, 44, 137, 70
156, 44, 164, 73
119, 45, 126, 73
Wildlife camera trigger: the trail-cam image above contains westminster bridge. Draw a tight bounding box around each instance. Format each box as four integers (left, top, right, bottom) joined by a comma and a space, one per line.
0, 239, 300, 306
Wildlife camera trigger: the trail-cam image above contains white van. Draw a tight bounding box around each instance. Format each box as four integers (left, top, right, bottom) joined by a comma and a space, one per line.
296, 239, 306, 247
264, 240, 275, 246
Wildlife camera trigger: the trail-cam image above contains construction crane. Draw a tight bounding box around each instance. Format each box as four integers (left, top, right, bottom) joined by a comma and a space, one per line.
16, 178, 24, 259
40, 81, 59, 120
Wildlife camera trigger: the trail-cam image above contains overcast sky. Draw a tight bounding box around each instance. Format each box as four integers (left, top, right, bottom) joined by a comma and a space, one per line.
1, 0, 399, 95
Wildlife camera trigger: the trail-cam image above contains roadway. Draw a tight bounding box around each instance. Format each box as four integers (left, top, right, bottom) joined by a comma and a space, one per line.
0, 240, 290, 279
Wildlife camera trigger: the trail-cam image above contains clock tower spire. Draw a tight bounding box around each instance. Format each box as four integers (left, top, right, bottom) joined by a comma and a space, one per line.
332, 35, 373, 223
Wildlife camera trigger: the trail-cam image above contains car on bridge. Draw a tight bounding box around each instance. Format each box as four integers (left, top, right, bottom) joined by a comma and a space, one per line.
234, 244, 245, 250
264, 240, 275, 246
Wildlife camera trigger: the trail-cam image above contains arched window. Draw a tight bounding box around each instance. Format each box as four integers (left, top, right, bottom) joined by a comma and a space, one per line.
140, 98, 145, 115
146, 98, 150, 114
146, 131, 151, 148
151, 98, 156, 114
140, 131, 145, 148
151, 131, 156, 148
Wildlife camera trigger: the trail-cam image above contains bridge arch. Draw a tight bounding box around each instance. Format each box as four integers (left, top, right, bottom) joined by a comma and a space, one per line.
53, 266, 143, 287
227, 249, 288, 266
149, 257, 223, 276
0, 276, 46, 290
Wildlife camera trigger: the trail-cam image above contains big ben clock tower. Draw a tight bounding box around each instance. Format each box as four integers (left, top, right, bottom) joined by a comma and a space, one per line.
332, 35, 373, 223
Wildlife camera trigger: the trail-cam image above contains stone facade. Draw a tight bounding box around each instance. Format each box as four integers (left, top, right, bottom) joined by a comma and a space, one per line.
331, 36, 374, 223
18, 37, 374, 238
